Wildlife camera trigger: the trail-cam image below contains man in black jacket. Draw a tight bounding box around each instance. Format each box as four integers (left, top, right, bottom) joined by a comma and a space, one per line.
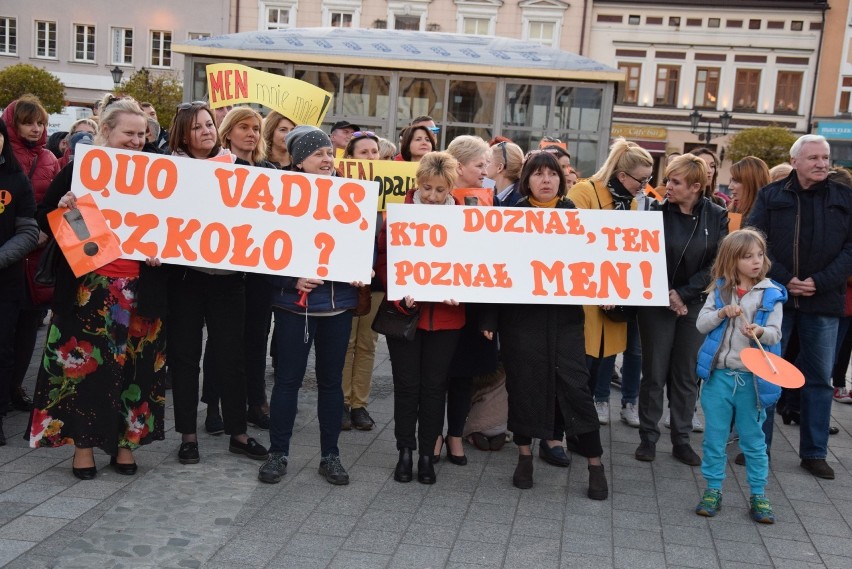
748, 134, 852, 480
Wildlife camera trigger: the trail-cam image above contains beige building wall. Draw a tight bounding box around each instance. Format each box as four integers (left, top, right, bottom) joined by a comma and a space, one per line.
813, 0, 852, 118
0, 0, 229, 106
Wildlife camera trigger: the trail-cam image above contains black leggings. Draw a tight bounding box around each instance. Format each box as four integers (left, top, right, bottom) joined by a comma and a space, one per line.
445, 376, 472, 438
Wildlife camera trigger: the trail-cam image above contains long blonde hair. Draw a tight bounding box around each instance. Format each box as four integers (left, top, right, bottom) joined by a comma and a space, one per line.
707, 229, 771, 297
590, 137, 653, 184
218, 107, 265, 164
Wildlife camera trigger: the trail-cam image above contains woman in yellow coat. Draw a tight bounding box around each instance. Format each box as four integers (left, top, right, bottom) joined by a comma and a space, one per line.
566, 138, 653, 427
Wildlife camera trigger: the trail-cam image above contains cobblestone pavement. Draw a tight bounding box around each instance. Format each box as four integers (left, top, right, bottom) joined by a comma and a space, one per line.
2, 326, 852, 568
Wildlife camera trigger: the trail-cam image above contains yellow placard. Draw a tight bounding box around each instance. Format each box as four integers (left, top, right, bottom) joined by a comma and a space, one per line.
336, 159, 419, 211
206, 63, 333, 127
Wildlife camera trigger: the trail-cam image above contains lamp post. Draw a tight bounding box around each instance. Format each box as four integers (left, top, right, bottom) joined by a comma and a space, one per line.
689, 109, 732, 142
110, 66, 124, 89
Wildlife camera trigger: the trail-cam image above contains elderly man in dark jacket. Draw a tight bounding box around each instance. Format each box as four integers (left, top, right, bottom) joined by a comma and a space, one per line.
747, 134, 852, 480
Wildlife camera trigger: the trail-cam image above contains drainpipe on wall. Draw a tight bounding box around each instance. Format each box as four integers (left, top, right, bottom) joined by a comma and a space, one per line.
579, 0, 588, 56
807, 1, 829, 133
235, 0, 241, 33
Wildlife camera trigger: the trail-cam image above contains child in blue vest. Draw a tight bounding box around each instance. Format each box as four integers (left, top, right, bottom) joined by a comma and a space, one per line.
695, 228, 786, 524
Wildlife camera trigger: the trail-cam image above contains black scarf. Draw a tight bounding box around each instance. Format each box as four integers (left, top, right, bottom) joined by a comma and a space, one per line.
606, 176, 634, 210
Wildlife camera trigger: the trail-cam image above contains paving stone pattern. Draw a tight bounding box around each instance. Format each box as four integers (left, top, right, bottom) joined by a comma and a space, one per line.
2, 328, 852, 568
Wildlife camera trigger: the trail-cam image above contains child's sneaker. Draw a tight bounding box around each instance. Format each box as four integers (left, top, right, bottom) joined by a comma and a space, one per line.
833, 387, 852, 403
749, 494, 775, 524
695, 489, 722, 517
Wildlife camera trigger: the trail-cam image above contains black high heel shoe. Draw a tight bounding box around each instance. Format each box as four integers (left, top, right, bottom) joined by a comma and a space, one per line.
110, 456, 138, 476
446, 436, 467, 466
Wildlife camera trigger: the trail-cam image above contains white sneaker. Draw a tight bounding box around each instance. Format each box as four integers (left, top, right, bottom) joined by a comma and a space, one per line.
692, 414, 704, 433
621, 403, 640, 428
595, 401, 610, 425
663, 412, 670, 429
834, 387, 852, 404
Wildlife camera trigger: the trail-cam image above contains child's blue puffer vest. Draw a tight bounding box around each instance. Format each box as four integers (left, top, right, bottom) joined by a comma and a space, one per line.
696, 279, 787, 410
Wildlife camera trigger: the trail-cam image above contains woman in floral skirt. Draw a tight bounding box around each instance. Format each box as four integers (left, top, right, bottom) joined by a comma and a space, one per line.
28, 98, 168, 479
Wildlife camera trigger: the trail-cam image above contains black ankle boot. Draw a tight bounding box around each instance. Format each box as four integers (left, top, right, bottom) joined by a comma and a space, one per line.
394, 448, 413, 483
417, 454, 436, 484
513, 454, 534, 489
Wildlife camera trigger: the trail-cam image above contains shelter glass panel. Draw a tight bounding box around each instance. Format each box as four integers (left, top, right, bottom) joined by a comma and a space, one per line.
448, 80, 495, 125
505, 83, 551, 130
342, 73, 390, 118
398, 76, 446, 124
554, 86, 601, 132
295, 69, 342, 111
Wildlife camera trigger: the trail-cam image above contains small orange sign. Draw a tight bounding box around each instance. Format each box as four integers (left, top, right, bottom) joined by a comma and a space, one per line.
47, 194, 122, 277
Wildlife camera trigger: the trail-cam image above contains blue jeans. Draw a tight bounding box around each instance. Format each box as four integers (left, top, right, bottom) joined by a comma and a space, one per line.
767, 311, 838, 460
588, 354, 616, 402
701, 369, 768, 495
595, 318, 641, 405
268, 309, 352, 457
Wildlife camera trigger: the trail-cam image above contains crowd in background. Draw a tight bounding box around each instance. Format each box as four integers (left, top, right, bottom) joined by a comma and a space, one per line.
1, 91, 850, 525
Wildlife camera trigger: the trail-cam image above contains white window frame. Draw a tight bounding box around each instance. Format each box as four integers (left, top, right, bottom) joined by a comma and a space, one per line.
455, 0, 500, 35
150, 29, 172, 69
322, 0, 361, 28
34, 20, 57, 59
72, 23, 96, 63
519, 0, 567, 48
110, 27, 133, 66
259, 1, 298, 30
0, 16, 16, 56
387, 0, 430, 31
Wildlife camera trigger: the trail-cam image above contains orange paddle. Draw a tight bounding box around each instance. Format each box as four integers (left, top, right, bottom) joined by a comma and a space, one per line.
737, 313, 804, 388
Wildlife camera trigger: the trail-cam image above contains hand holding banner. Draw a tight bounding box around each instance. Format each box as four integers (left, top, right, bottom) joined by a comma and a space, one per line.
206, 63, 333, 127
385, 204, 669, 305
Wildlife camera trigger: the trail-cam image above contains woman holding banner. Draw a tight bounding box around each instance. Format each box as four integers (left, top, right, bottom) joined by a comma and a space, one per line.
480, 151, 607, 499
258, 125, 361, 486
634, 154, 728, 466
375, 151, 465, 484
567, 139, 653, 430
28, 99, 167, 478
262, 111, 295, 170
167, 101, 269, 466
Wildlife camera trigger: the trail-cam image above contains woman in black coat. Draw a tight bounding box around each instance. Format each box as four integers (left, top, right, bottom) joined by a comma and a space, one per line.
0, 119, 39, 445
634, 154, 728, 466
481, 152, 607, 499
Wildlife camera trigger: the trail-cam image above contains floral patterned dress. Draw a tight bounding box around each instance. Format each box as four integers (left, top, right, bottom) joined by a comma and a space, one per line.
29, 271, 166, 452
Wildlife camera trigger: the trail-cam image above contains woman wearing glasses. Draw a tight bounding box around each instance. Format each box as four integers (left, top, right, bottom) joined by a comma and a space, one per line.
486, 141, 524, 207
28, 99, 167, 478
567, 139, 653, 432
167, 101, 268, 466
339, 130, 382, 431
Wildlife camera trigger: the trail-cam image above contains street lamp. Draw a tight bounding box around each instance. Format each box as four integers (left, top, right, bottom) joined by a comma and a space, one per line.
110, 66, 124, 89
689, 109, 732, 142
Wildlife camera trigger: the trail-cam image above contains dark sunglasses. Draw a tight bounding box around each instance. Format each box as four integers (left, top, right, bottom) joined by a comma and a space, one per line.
352, 131, 377, 139
176, 100, 208, 112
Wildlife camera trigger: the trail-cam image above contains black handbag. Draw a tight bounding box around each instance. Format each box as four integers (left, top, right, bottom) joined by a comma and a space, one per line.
371, 296, 420, 341
34, 238, 60, 286
601, 305, 638, 323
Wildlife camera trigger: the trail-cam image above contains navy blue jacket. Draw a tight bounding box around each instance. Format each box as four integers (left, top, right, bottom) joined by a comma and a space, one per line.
747, 172, 852, 316
269, 275, 358, 314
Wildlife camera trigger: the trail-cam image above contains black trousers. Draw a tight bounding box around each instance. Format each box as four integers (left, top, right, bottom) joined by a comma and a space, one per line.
387, 329, 460, 454
202, 273, 272, 408
12, 308, 43, 392
445, 376, 472, 438
169, 270, 247, 435
0, 299, 20, 415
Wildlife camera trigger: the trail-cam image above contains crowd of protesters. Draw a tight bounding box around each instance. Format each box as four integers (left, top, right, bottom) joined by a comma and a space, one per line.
1, 90, 851, 526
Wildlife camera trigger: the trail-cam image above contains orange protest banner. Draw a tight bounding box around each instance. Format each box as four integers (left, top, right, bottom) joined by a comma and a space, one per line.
728, 212, 742, 232
48, 194, 122, 277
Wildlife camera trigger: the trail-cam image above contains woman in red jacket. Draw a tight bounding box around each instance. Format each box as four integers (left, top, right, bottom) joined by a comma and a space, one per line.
1, 95, 61, 413
377, 152, 465, 485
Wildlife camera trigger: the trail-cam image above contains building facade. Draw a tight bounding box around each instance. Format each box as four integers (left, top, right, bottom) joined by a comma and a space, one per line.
0, 0, 229, 105
588, 0, 827, 183
813, 0, 852, 165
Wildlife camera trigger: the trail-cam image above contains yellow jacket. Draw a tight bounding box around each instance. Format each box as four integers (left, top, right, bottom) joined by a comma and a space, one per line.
566, 179, 629, 358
